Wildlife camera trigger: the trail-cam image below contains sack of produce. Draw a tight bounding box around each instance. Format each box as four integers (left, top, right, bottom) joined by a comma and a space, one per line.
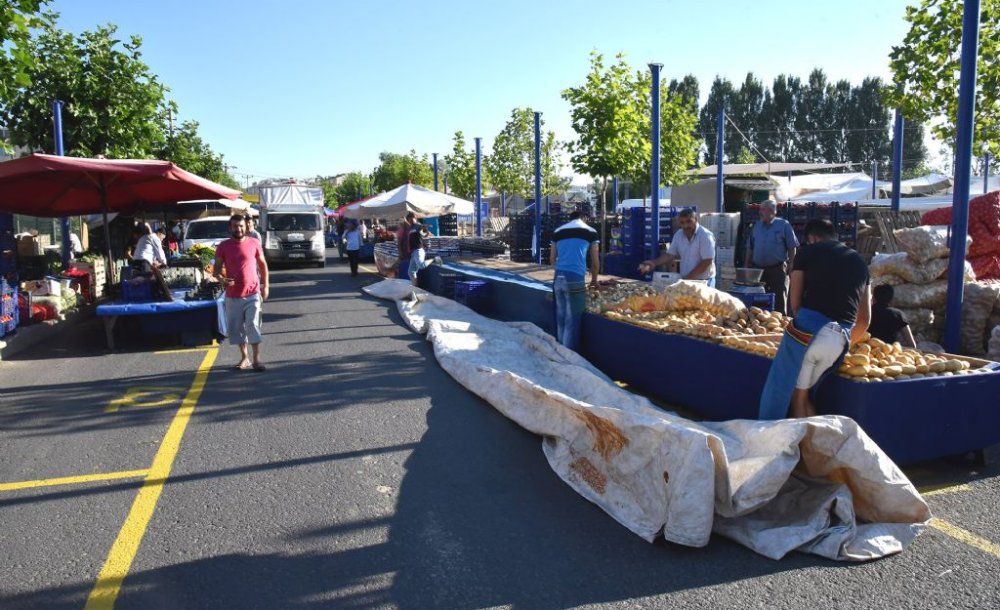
892, 281, 949, 308
960, 282, 1000, 355
870, 252, 949, 284
969, 254, 1000, 281
659, 280, 747, 318
894, 226, 969, 263
988, 325, 1000, 361
922, 191, 1000, 258
898, 307, 934, 337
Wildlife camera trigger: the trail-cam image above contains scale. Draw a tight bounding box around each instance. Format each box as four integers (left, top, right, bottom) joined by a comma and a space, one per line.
728, 281, 766, 294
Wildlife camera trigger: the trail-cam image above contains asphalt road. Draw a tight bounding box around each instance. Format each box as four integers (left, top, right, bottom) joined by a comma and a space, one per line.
1, 250, 998, 610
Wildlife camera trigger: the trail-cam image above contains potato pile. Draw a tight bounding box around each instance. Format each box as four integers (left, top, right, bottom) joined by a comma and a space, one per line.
720, 335, 781, 357
586, 281, 655, 313
718, 306, 790, 335
604, 309, 727, 339
838, 335, 979, 382
658, 281, 746, 319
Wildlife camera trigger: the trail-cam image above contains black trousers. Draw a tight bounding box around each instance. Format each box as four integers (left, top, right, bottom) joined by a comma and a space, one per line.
761, 263, 789, 315
346, 250, 359, 276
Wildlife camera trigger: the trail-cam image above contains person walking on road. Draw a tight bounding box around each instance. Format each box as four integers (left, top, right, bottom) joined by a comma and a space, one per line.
344, 219, 363, 277
550, 210, 599, 351
214, 214, 270, 372
748, 200, 798, 315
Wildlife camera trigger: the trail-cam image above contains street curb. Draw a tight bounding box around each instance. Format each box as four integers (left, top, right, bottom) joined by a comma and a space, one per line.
0, 302, 98, 362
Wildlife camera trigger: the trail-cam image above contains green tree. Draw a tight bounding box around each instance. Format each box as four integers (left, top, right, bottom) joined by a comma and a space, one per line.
370, 149, 434, 192
634, 70, 700, 189
562, 52, 648, 215
698, 76, 736, 165
759, 75, 801, 162
795, 69, 832, 162
887, 0, 999, 157
322, 171, 370, 207
158, 119, 239, 189
443, 131, 479, 200
485, 107, 568, 200
0, 1, 50, 107
2, 23, 171, 158
846, 77, 891, 167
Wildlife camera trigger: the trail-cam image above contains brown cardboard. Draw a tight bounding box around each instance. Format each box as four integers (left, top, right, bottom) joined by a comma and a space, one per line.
17, 234, 49, 257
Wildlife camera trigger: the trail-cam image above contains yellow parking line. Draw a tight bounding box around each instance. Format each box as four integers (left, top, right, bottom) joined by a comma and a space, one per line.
84, 347, 218, 610
154, 341, 218, 355
358, 264, 378, 274
920, 483, 974, 497
930, 518, 1000, 559
0, 469, 149, 492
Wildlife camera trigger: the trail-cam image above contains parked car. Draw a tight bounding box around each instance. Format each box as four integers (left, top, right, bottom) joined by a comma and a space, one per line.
181, 217, 232, 251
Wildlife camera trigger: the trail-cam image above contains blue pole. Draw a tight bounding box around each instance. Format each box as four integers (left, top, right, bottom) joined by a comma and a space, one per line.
650, 63, 663, 262
871, 161, 878, 199
501, 192, 507, 216
534, 111, 542, 264
612, 176, 619, 216
715, 105, 724, 213
475, 137, 482, 237
891, 109, 904, 212
985, 153, 991, 194
52, 100, 72, 268
944, 0, 981, 353
432, 153, 439, 191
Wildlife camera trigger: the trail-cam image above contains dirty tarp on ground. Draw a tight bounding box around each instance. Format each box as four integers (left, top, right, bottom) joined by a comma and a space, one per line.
363, 279, 931, 561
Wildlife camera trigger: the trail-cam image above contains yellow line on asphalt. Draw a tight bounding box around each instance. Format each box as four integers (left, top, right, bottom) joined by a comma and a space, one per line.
358, 264, 378, 274
0, 469, 150, 492
920, 483, 974, 497
84, 347, 218, 610
930, 518, 1000, 559
154, 342, 218, 355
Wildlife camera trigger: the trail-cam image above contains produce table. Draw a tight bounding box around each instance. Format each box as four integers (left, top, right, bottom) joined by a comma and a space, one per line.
96, 290, 222, 350
582, 313, 1000, 464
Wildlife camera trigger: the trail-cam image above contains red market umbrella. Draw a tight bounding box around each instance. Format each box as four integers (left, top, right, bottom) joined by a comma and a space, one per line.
0, 153, 241, 278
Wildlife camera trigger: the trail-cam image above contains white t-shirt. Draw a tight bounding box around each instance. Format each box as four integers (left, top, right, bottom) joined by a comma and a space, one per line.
667, 224, 716, 279
133, 234, 167, 266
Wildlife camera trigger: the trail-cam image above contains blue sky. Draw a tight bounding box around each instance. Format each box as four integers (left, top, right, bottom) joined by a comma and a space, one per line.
48, 0, 916, 185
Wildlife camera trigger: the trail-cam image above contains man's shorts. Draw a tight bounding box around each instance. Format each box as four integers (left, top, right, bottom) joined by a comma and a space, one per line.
795, 322, 847, 389
225, 293, 263, 345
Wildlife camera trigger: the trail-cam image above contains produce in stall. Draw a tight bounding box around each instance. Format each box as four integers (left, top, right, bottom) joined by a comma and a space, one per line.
922, 191, 1000, 280
719, 335, 781, 358
836, 334, 986, 382
586, 280, 655, 313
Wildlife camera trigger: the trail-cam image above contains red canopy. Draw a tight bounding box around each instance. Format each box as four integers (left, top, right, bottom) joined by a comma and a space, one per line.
0, 153, 241, 217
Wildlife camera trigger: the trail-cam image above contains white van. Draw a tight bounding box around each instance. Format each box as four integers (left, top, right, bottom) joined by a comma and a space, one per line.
181, 217, 232, 251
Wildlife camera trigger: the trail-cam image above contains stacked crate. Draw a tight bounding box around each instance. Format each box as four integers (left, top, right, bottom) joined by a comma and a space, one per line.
438, 213, 459, 237
737, 202, 858, 267
69, 259, 108, 300
1, 277, 18, 338
507, 212, 571, 263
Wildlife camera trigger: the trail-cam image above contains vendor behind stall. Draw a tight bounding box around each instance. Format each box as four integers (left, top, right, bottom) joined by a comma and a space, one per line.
748, 199, 798, 315
759, 219, 871, 420
638, 208, 716, 286
868, 284, 917, 348
132, 223, 167, 270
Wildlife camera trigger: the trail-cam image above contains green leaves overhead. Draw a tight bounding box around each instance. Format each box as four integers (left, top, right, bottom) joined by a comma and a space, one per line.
887, 0, 999, 157
485, 108, 568, 200
443, 131, 479, 201
370, 150, 434, 193
0, 1, 50, 106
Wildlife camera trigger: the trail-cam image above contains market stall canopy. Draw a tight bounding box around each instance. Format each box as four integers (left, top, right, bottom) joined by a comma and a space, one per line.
341, 183, 474, 219
178, 198, 258, 215
786, 173, 891, 202
0, 154, 241, 217
686, 162, 851, 177
895, 173, 952, 196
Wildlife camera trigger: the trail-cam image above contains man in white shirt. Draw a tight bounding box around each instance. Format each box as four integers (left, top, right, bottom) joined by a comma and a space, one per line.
638, 208, 716, 287
132, 223, 168, 269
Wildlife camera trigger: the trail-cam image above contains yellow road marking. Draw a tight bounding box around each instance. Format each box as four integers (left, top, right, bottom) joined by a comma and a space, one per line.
84, 347, 218, 610
920, 483, 973, 497
930, 518, 1000, 559
0, 469, 149, 492
105, 387, 184, 413
154, 342, 218, 355
358, 264, 378, 274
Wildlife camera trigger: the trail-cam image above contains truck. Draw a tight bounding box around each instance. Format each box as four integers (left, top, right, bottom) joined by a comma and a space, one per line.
256, 183, 327, 267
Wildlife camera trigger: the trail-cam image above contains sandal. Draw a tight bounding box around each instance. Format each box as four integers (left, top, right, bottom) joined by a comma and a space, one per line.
252, 362, 267, 372
234, 362, 251, 371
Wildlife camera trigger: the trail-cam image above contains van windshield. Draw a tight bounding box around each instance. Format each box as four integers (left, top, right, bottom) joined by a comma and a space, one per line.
185, 221, 231, 240
269, 213, 320, 231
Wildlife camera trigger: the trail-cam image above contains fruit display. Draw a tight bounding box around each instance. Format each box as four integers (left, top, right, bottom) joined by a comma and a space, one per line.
837, 334, 986, 382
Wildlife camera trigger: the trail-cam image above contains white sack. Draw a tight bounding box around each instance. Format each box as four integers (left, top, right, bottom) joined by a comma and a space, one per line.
364, 280, 930, 561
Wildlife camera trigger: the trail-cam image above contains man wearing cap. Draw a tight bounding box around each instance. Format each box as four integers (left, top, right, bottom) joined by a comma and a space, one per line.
748, 200, 798, 315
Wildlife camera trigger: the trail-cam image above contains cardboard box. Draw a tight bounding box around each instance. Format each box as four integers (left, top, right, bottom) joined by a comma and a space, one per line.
16, 233, 49, 257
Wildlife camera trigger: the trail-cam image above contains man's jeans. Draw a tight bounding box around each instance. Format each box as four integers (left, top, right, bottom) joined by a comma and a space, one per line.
554, 272, 587, 351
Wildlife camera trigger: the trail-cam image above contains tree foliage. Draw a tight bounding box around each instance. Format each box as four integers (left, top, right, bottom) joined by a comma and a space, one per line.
0, 1, 49, 105
370, 149, 434, 193
443, 131, 479, 201
2, 23, 170, 158
485, 107, 568, 200
324, 171, 370, 207
887, 0, 999, 156
158, 120, 239, 189
634, 70, 700, 190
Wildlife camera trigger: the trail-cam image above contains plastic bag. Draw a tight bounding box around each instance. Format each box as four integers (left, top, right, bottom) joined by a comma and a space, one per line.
870, 252, 949, 284
894, 226, 972, 263
659, 280, 747, 318
892, 281, 949, 309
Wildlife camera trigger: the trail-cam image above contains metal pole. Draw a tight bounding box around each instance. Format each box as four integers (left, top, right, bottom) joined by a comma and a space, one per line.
891, 108, 904, 212
871, 161, 878, 199
475, 137, 482, 237
944, 0, 981, 353
433, 153, 439, 191
534, 111, 542, 264
716, 105, 724, 213
501, 192, 507, 216
612, 176, 619, 216
52, 100, 72, 268
650, 63, 663, 262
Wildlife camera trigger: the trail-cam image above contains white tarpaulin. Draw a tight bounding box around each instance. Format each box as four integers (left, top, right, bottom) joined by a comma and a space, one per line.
258, 184, 324, 208
343, 184, 474, 220
363, 279, 930, 561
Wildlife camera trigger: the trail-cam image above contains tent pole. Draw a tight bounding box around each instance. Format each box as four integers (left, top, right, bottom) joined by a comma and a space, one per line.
100, 179, 115, 286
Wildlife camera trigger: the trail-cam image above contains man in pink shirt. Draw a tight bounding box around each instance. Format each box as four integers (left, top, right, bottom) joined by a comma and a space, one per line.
214, 214, 270, 372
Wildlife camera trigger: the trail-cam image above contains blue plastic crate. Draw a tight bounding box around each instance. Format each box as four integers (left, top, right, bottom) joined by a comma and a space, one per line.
122, 278, 153, 302
1, 287, 15, 317
454, 280, 491, 312
728, 291, 775, 312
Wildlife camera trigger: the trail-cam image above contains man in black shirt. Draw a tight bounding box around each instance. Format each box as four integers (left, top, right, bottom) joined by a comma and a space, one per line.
868, 284, 917, 347
759, 219, 871, 419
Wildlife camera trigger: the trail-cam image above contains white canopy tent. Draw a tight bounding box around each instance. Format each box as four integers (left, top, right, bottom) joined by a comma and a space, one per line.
341, 184, 474, 220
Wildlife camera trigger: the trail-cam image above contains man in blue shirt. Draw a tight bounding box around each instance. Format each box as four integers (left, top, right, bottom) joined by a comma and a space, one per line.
550, 211, 599, 351
748, 200, 798, 315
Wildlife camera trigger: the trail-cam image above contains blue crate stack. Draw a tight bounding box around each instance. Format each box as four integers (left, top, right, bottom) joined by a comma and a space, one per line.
1, 276, 18, 338
454, 279, 491, 313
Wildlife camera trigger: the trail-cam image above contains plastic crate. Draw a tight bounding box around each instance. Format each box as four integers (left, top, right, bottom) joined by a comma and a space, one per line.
121, 278, 153, 302
454, 279, 491, 312
436, 271, 463, 298
728, 291, 775, 311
